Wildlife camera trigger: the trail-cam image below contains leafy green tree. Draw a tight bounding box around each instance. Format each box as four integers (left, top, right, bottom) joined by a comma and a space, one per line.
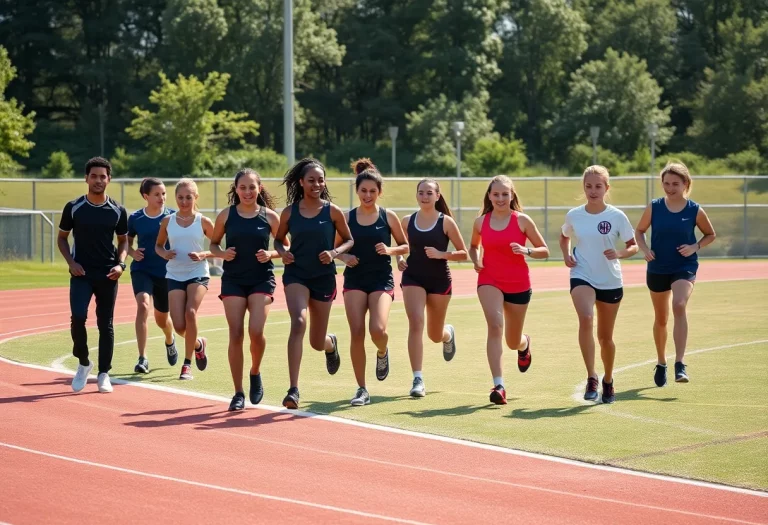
554, 49, 672, 158
492, 0, 588, 160
688, 17, 768, 157
466, 133, 528, 177
162, 0, 228, 74
0, 46, 35, 173
41, 151, 75, 179
126, 72, 258, 176
406, 90, 495, 174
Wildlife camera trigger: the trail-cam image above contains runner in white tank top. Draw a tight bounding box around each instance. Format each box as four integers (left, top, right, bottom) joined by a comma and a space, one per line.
165, 213, 210, 281
155, 179, 215, 381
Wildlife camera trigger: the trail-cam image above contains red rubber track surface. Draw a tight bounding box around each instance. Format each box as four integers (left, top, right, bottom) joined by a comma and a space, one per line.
0, 262, 766, 524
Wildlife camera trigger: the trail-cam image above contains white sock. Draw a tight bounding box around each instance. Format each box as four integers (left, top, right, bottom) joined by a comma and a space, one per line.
413, 371, 423, 379
493, 376, 504, 387
519, 337, 529, 352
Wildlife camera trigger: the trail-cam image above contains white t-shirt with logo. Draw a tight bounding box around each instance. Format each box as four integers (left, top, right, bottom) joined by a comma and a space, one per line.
561, 205, 634, 290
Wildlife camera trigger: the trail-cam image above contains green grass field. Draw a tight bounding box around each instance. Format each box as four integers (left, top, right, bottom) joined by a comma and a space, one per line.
1, 278, 766, 489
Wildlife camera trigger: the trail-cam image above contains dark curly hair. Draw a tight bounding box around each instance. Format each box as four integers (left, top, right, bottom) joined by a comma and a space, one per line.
85, 156, 112, 177
281, 158, 332, 205
227, 168, 276, 209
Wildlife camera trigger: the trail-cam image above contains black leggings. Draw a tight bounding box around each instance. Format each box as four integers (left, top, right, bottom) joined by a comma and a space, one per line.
70, 276, 118, 374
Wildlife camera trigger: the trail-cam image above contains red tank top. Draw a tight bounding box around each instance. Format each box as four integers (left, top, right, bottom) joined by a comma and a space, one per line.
477, 211, 531, 293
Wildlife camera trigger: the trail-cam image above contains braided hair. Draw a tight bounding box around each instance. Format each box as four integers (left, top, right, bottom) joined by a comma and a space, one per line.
281, 158, 332, 205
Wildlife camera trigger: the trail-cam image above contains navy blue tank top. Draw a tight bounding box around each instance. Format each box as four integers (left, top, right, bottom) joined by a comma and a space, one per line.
286, 201, 336, 279
648, 198, 700, 274
222, 205, 274, 284
344, 207, 392, 279
404, 212, 450, 279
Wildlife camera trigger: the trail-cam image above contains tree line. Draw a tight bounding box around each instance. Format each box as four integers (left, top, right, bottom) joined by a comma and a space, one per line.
0, 0, 766, 178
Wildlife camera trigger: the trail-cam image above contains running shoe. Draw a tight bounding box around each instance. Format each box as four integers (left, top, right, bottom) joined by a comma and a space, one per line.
601, 378, 615, 404
282, 387, 300, 409
195, 337, 208, 371
166, 337, 178, 366
584, 376, 599, 401
71, 361, 93, 393
653, 364, 667, 387
376, 348, 389, 381
229, 392, 245, 411
489, 384, 507, 405
326, 334, 340, 375
134, 356, 149, 374
443, 325, 456, 361
179, 364, 193, 380
518, 334, 532, 373
675, 362, 689, 383
249, 373, 264, 405
97, 373, 113, 393
350, 387, 370, 406
410, 377, 426, 398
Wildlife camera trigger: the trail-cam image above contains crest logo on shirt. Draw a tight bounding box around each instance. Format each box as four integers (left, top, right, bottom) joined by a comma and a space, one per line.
597, 221, 612, 234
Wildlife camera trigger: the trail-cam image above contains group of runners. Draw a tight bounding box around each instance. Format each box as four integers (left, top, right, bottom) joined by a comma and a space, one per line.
57, 156, 715, 409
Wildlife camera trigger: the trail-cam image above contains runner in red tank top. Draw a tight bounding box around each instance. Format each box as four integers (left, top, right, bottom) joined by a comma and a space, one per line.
469, 176, 549, 405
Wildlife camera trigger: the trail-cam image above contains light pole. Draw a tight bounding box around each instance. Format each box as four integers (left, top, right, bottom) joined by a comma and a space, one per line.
388, 126, 399, 176
98, 103, 105, 157
283, 0, 295, 165
590, 126, 600, 165
647, 123, 659, 174
451, 121, 465, 218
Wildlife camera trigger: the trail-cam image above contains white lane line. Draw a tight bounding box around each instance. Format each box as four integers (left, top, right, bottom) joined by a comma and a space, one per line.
1, 356, 766, 499
0, 442, 433, 525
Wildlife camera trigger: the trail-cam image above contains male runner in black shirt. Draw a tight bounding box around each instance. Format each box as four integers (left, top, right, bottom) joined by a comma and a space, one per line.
57, 157, 129, 393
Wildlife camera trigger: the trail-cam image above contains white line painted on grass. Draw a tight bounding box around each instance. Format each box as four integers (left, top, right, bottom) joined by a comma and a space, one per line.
570, 340, 768, 405
1, 355, 765, 499
0, 442, 433, 525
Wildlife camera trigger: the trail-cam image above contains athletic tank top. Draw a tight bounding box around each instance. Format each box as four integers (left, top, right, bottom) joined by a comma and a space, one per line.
404, 212, 450, 279
478, 212, 531, 293
648, 198, 700, 274
286, 201, 336, 279
344, 207, 392, 279
222, 205, 273, 284
165, 213, 209, 281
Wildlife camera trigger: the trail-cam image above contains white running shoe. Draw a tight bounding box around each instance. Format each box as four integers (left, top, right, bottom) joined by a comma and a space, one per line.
97, 373, 113, 393
71, 362, 93, 392
410, 377, 426, 398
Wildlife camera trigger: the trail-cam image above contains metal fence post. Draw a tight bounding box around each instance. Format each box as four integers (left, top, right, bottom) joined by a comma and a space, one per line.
50, 212, 55, 263
120, 181, 125, 204
743, 176, 748, 259
544, 178, 549, 256
40, 214, 44, 263
348, 178, 354, 210
32, 180, 36, 210
450, 178, 455, 210
214, 180, 218, 214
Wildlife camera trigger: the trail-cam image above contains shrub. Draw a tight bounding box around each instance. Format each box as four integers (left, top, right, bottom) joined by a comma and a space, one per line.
41, 151, 74, 179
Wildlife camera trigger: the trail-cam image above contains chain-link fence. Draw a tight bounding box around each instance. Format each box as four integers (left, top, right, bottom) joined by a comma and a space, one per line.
2, 175, 766, 262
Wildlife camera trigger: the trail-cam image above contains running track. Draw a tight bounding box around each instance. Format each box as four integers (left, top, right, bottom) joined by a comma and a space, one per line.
0, 263, 766, 524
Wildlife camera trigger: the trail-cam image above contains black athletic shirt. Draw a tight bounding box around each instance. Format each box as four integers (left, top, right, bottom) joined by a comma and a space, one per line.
59, 195, 128, 277
222, 205, 274, 284
285, 201, 336, 279
344, 207, 391, 279
403, 212, 450, 279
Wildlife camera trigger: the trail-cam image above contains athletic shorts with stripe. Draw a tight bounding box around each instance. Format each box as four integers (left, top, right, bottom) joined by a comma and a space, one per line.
343, 272, 395, 298
400, 271, 452, 296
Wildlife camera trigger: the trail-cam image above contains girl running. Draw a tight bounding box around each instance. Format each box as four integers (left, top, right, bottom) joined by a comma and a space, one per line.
210, 169, 280, 411
635, 162, 716, 386
336, 159, 409, 406
560, 166, 637, 404
469, 175, 549, 405
275, 158, 354, 409
127, 178, 176, 373
399, 179, 467, 398
155, 178, 215, 381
